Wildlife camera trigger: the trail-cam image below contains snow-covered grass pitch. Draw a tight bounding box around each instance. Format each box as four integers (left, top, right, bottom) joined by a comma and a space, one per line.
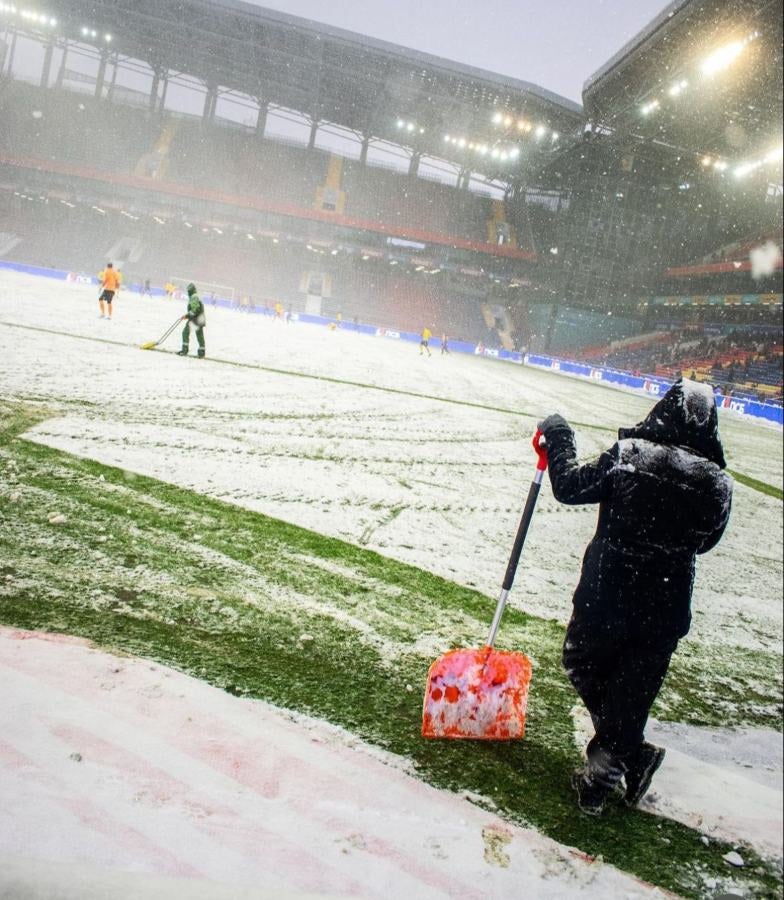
0, 270, 782, 898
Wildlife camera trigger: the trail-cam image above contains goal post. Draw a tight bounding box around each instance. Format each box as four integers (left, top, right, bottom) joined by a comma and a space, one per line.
169, 276, 236, 303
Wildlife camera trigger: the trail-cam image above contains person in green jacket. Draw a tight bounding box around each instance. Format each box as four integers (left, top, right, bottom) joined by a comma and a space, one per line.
178, 283, 206, 358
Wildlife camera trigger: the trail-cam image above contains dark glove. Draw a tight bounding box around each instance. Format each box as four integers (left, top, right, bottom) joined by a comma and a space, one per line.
538, 413, 570, 437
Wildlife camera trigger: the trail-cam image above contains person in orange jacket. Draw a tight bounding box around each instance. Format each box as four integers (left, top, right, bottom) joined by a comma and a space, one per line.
98, 262, 121, 319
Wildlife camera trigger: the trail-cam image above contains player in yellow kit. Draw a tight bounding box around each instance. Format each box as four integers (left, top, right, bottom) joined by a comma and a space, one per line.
420, 326, 432, 357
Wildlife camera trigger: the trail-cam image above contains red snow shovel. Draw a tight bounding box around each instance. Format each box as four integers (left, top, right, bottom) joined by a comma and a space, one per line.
422, 430, 548, 740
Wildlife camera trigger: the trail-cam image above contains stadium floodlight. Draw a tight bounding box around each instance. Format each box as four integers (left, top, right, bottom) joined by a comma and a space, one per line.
702, 155, 713, 166
640, 100, 660, 115
396, 119, 404, 128
457, 137, 466, 148
443, 134, 450, 142
504, 116, 512, 127
701, 33, 757, 77
499, 151, 508, 161
734, 160, 761, 178
406, 122, 415, 132
492, 112, 503, 124
551, 132, 559, 141
104, 33, 112, 42
478, 145, 488, 155
509, 147, 520, 159
490, 148, 499, 159
713, 160, 728, 171
246, 233, 255, 240
668, 79, 688, 97
766, 145, 783, 164
535, 125, 547, 138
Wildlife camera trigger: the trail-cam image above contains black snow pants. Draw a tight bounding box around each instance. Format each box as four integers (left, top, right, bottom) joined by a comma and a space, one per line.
563, 616, 677, 765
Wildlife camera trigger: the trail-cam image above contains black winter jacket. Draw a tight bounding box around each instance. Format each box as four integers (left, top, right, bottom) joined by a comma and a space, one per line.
543, 380, 733, 644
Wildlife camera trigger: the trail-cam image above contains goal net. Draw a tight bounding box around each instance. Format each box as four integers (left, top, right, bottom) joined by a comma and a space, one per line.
170, 277, 236, 303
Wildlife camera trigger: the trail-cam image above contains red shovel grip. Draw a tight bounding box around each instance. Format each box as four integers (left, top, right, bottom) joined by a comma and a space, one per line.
532, 429, 548, 471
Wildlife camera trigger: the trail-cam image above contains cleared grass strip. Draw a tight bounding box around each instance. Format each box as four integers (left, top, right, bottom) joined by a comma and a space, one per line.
0, 403, 780, 899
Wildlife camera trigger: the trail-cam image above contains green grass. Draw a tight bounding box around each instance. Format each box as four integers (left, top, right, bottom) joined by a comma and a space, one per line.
0, 402, 781, 899
728, 469, 784, 501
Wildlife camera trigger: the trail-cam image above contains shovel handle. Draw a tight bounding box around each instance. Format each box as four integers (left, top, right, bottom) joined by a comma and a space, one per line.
486, 431, 548, 647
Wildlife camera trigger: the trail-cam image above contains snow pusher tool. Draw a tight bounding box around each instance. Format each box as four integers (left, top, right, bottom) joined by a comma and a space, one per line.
422, 430, 548, 740
140, 316, 183, 350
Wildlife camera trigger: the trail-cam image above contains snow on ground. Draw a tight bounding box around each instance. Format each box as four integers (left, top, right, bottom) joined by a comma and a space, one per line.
572, 707, 783, 859
1, 271, 782, 891
1, 271, 781, 657
0, 627, 666, 899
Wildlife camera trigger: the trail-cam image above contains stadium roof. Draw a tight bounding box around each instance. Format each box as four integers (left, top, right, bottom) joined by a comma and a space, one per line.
582, 0, 783, 164
27, 0, 585, 179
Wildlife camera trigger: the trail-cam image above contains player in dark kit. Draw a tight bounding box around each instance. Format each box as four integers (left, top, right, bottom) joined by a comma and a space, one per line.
178, 283, 206, 358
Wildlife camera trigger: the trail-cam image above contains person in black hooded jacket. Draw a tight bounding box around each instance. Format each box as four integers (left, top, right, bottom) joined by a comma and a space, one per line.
538, 378, 732, 815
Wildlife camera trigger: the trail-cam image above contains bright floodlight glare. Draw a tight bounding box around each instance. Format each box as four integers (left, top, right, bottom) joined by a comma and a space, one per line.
396, 119, 403, 128
701, 39, 745, 77
733, 161, 759, 178
104, 33, 111, 41
713, 160, 728, 171
765, 145, 783, 164
490, 148, 499, 158
504, 116, 512, 127
406, 122, 414, 132
551, 132, 559, 141
702, 155, 713, 166
510, 147, 520, 159
492, 112, 502, 124
443, 134, 450, 142
457, 137, 466, 147
535, 125, 546, 138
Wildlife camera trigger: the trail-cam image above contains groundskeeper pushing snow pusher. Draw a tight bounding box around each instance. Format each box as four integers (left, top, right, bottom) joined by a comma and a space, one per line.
140, 283, 206, 356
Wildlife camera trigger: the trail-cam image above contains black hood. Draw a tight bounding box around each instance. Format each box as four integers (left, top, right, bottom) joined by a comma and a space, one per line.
618, 378, 727, 469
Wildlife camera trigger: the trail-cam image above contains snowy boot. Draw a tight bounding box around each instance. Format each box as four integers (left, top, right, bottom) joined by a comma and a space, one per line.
572, 746, 626, 816
177, 347, 189, 356
197, 348, 206, 359
624, 743, 665, 807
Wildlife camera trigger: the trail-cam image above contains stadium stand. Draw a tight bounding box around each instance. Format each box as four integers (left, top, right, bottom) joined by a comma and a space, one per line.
0, 0, 780, 377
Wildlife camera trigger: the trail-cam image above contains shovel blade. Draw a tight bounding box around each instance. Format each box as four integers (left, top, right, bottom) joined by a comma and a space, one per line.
421, 647, 532, 740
